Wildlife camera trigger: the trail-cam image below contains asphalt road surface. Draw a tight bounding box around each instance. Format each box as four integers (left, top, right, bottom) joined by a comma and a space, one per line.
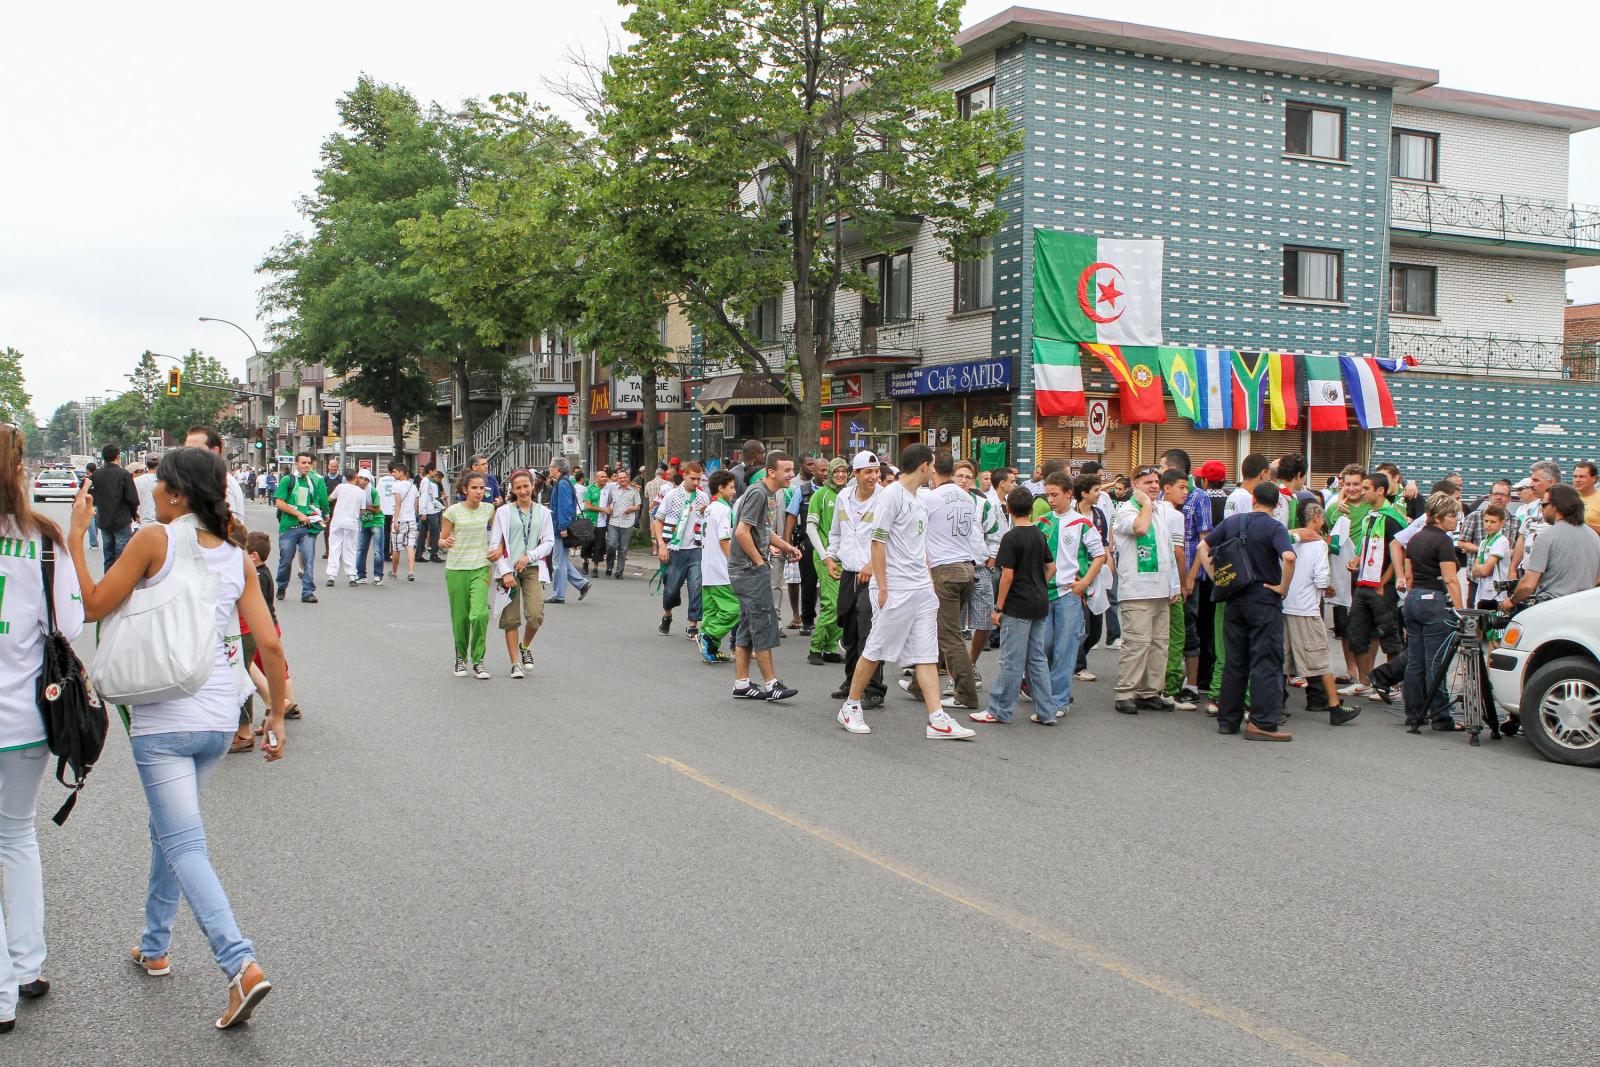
9, 499, 1596, 1066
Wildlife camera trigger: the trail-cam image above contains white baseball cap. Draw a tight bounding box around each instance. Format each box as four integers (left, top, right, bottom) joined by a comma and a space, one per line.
851, 450, 879, 471
353, 467, 373, 481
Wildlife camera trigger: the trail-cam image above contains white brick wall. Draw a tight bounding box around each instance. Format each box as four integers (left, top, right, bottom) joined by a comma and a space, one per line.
1391, 104, 1570, 202
1387, 245, 1567, 339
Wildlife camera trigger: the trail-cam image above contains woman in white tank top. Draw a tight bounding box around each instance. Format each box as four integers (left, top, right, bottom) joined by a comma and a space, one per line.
0, 424, 84, 1034
68, 447, 287, 1031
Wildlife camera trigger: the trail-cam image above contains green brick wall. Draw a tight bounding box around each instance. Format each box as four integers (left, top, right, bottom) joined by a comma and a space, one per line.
995, 35, 1394, 467
1375, 373, 1600, 488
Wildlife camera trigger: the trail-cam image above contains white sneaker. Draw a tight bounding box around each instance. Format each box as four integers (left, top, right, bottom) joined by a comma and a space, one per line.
373, 575, 383, 586
1338, 682, 1371, 697
898, 677, 914, 693
837, 703, 870, 734
510, 663, 525, 679
1075, 670, 1097, 682
926, 710, 976, 740
1173, 696, 1198, 711
940, 695, 976, 710
1106, 638, 1123, 650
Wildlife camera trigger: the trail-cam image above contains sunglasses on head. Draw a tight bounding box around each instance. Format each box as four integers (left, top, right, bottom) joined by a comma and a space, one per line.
1133, 466, 1161, 479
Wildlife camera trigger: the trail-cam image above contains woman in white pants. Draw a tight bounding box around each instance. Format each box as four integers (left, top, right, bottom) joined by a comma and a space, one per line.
0, 423, 85, 1035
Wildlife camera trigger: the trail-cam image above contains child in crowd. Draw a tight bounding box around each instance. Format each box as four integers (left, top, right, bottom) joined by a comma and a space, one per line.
970, 487, 1057, 725
1285, 502, 1360, 725
234, 530, 303, 753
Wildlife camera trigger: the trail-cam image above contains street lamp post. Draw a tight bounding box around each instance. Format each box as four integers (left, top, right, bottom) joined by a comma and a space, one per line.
199, 316, 265, 457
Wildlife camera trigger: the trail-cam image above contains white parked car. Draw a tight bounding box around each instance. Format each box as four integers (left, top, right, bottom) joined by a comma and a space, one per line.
1488, 587, 1600, 767
32, 467, 80, 503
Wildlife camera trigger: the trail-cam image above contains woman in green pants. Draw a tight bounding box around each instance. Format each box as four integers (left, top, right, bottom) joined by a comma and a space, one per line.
440, 472, 500, 680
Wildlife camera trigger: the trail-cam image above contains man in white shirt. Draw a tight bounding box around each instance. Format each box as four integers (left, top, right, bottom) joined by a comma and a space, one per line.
419, 467, 445, 562
906, 450, 982, 711
1111, 464, 1181, 714
836, 444, 976, 740
388, 461, 420, 581
1224, 452, 1286, 526
825, 451, 886, 707
133, 454, 160, 525
325, 468, 369, 585
652, 462, 708, 639
184, 426, 245, 522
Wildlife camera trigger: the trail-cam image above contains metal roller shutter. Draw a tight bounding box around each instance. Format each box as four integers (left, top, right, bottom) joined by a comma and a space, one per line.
1248, 426, 1309, 469
1142, 402, 1237, 472
1308, 428, 1367, 487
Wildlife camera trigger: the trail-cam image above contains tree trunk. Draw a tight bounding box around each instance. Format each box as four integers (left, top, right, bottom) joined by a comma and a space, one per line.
576, 353, 591, 471
640, 364, 659, 474
454, 353, 476, 449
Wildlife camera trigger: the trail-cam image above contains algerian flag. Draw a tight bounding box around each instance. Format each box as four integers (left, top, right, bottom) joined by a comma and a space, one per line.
1031, 338, 1084, 416
1033, 228, 1164, 346
1303, 354, 1348, 431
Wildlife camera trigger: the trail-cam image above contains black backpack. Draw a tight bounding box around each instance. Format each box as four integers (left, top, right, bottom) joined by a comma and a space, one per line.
37, 544, 107, 825
1208, 516, 1259, 602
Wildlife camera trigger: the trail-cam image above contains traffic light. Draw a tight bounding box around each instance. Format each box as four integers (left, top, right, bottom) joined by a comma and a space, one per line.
328, 407, 342, 437
165, 368, 182, 397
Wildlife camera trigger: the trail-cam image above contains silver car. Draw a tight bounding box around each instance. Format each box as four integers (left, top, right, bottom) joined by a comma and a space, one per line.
32, 467, 80, 503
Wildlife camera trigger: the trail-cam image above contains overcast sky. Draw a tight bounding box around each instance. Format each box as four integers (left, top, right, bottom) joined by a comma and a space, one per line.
5, 0, 1598, 419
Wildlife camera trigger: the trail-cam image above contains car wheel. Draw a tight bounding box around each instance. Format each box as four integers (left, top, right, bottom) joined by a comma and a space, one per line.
1520, 656, 1600, 767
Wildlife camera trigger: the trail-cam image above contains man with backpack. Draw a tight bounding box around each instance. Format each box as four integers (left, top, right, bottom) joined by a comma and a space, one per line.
1199, 481, 1297, 741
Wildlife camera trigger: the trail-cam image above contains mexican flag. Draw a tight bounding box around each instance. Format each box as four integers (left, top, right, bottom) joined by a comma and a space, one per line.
1034, 229, 1164, 346
1031, 338, 1085, 416
1302, 354, 1349, 431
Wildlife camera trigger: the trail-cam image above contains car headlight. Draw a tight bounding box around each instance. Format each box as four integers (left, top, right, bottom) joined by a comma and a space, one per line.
1501, 624, 1521, 649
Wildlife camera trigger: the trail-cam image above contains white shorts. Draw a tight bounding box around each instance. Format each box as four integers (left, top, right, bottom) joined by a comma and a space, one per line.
862, 586, 939, 666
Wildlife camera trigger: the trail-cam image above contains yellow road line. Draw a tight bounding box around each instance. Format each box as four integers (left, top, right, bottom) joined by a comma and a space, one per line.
649, 753, 1363, 1067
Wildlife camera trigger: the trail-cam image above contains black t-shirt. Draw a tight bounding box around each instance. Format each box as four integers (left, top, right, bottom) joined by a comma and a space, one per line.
1406, 525, 1455, 588
996, 525, 1050, 620
1204, 511, 1294, 606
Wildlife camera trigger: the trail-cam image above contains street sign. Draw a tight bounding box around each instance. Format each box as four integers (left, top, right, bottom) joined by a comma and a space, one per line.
321, 396, 341, 411
561, 433, 579, 455
1085, 399, 1108, 453
556, 395, 570, 416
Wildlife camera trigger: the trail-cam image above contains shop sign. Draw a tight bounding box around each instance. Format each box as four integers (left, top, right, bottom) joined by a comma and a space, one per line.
886, 357, 1012, 399
612, 374, 685, 412
821, 374, 864, 406
588, 384, 612, 419
969, 410, 1010, 432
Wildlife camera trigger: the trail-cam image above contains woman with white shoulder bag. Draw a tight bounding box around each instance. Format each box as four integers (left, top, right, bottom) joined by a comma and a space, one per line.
68, 447, 287, 1031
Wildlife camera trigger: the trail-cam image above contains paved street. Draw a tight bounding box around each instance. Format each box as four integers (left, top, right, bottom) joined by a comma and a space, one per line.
8, 500, 1596, 1066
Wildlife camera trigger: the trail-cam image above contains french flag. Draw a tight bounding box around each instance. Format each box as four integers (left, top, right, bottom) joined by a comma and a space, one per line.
1339, 357, 1398, 429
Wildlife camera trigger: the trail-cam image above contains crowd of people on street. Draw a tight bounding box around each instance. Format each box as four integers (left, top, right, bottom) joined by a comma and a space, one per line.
5, 414, 1600, 1038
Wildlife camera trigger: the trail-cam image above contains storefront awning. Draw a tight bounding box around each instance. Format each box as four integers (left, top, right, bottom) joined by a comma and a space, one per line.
825, 352, 919, 372
695, 373, 792, 414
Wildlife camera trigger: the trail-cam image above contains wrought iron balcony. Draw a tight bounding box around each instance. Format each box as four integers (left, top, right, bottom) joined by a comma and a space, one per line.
681, 314, 925, 377
1390, 183, 1600, 255
1389, 330, 1600, 381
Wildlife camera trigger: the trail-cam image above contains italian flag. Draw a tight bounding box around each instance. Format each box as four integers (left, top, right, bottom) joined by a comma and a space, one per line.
1032, 338, 1085, 416
1302, 355, 1349, 431
1033, 228, 1164, 346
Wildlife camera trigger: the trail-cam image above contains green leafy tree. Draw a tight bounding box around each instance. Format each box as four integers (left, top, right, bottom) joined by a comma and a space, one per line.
43, 402, 82, 456
88, 392, 148, 453
150, 350, 235, 438
259, 76, 471, 460
0, 347, 32, 428
601, 0, 1019, 454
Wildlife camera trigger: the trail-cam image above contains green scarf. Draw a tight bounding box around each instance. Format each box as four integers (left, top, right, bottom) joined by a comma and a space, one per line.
1133, 504, 1160, 573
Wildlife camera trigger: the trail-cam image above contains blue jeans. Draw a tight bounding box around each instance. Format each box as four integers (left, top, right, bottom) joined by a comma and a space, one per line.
356, 525, 387, 578
276, 526, 317, 598
986, 614, 1055, 723
1105, 570, 1122, 643
1402, 588, 1456, 728
662, 549, 702, 623
549, 538, 589, 600
130, 732, 254, 979
87, 523, 99, 549
1045, 592, 1085, 713
101, 525, 133, 571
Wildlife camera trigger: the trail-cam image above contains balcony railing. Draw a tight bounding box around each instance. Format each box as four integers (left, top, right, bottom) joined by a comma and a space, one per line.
1389, 330, 1600, 381
683, 314, 924, 377
1390, 183, 1600, 252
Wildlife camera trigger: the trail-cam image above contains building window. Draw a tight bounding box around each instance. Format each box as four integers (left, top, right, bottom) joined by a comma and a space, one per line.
954, 236, 993, 312
957, 81, 994, 119
1391, 129, 1438, 183
1390, 264, 1437, 316
1285, 103, 1345, 160
748, 297, 780, 343
1282, 248, 1343, 302
863, 250, 912, 324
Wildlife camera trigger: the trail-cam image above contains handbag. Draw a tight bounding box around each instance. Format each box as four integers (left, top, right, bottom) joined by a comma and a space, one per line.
92, 517, 222, 705
567, 515, 595, 544
37, 543, 107, 825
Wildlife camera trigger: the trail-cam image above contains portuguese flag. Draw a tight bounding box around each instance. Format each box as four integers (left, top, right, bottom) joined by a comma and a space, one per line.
1082, 344, 1167, 424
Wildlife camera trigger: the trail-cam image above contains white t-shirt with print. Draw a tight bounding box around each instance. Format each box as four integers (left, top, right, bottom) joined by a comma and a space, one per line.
329, 482, 367, 529
919, 482, 977, 568
701, 498, 734, 586
392, 479, 419, 524
869, 482, 932, 593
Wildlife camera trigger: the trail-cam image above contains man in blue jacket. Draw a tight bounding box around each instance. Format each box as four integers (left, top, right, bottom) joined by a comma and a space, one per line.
546, 456, 591, 603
